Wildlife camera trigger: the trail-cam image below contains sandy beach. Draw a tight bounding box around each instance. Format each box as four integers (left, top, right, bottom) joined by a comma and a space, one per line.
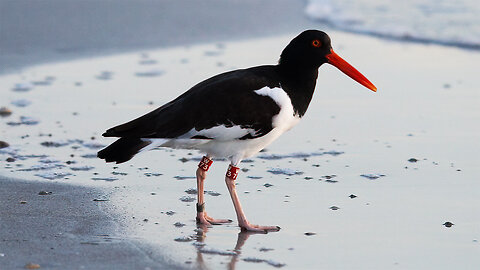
1, 1, 480, 270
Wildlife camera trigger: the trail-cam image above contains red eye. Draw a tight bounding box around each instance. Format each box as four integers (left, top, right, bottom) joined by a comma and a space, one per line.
312, 40, 321, 48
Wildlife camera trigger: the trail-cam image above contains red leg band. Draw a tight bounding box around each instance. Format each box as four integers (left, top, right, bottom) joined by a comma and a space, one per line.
226, 164, 239, 180
198, 156, 213, 171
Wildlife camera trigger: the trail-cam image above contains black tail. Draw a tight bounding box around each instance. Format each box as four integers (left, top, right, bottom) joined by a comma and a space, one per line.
97, 138, 151, 164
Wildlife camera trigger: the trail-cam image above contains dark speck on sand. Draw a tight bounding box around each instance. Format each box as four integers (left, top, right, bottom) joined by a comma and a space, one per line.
0, 107, 12, 117
0, 141, 10, 148
443, 222, 454, 228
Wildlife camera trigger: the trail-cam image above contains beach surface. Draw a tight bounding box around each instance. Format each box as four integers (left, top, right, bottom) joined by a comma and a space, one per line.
1, 1, 480, 270
0, 177, 182, 270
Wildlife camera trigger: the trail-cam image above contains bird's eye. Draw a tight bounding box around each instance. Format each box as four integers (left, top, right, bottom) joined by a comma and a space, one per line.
312, 40, 322, 48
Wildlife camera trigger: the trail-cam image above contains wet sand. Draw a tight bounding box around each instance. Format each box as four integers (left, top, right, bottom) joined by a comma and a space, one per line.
0, 177, 184, 269
1, 31, 479, 269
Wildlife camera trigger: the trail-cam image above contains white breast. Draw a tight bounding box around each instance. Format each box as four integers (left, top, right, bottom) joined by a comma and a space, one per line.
146, 87, 301, 165
254, 86, 300, 132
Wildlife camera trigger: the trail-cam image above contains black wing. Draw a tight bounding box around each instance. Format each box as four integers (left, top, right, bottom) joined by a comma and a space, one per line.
102, 65, 282, 140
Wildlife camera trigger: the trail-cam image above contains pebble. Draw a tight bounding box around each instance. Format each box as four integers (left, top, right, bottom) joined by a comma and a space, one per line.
185, 188, 197, 195
174, 236, 193, 242
0, 141, 9, 149
179, 196, 195, 202
144, 172, 162, 177
408, 158, 418, 163
0, 107, 12, 117
6, 157, 15, 162
38, 191, 52, 195
24, 263, 40, 269
443, 221, 454, 228
360, 173, 386, 180
174, 222, 186, 228
206, 190, 221, 196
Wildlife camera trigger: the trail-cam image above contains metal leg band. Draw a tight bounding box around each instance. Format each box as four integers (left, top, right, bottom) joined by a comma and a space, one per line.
196, 203, 205, 213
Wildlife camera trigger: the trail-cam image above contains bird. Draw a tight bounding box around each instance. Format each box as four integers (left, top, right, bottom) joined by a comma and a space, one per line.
98, 30, 376, 232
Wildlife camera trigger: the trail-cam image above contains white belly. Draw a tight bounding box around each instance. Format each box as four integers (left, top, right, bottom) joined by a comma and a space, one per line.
145, 86, 301, 164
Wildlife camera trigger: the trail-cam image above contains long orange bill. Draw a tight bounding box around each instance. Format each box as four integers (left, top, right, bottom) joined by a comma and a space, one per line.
325, 49, 377, 92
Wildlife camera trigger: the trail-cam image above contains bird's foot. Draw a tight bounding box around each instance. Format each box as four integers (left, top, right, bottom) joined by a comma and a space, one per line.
196, 212, 232, 225
239, 221, 281, 233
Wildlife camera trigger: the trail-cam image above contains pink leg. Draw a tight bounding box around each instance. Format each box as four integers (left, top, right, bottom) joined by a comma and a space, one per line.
225, 164, 280, 233
196, 156, 232, 225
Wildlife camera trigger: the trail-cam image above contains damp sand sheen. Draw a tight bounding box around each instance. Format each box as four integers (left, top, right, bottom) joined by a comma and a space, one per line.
1, 32, 479, 269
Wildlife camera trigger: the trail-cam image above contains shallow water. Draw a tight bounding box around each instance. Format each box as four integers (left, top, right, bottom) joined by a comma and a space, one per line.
306, 0, 480, 49
1, 32, 479, 269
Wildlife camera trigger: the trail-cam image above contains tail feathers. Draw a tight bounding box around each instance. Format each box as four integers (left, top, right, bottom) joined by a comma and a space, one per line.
97, 138, 151, 164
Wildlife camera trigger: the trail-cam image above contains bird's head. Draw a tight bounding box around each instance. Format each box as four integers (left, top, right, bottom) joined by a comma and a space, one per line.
279, 30, 377, 92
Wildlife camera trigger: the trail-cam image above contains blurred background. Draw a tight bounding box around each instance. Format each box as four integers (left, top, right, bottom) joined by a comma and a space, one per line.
1, 0, 478, 74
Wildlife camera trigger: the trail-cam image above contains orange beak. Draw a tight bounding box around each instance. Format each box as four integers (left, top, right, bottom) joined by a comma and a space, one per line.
325, 49, 377, 92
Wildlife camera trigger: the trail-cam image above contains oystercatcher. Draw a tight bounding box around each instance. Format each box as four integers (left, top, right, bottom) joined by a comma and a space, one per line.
98, 30, 376, 232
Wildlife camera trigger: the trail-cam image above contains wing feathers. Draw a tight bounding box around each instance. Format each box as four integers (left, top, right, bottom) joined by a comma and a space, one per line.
102, 66, 282, 140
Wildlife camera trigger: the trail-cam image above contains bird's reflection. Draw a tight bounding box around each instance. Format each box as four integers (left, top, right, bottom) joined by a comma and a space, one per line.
194, 224, 266, 270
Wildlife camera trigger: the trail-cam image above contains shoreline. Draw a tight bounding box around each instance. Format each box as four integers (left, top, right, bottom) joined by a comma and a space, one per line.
0, 176, 183, 269
0, 0, 314, 75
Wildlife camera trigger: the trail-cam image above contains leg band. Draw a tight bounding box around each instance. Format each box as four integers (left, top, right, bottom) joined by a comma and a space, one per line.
196, 203, 205, 212
226, 164, 239, 180
198, 156, 213, 171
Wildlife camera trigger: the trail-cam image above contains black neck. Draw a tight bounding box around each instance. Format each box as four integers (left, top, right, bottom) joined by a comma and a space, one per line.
276, 64, 319, 117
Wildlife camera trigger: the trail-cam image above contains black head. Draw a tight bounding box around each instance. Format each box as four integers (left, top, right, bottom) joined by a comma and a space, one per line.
279, 30, 377, 92
279, 30, 332, 70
